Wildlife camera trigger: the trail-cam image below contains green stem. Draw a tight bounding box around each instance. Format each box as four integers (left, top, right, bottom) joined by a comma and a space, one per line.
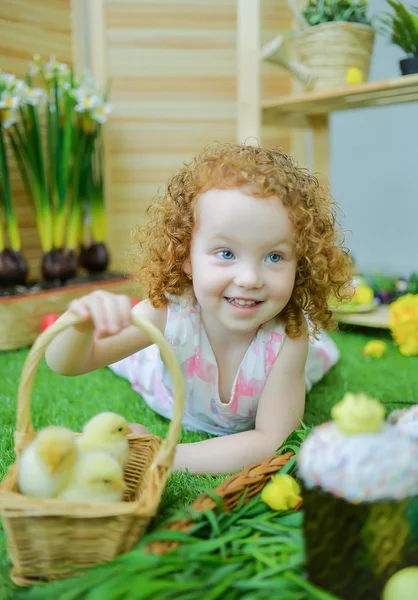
0, 212, 4, 252
0, 123, 21, 250
29, 100, 54, 252
28, 103, 49, 218
52, 204, 68, 249
60, 86, 73, 198
89, 133, 107, 242
66, 128, 87, 250
54, 79, 64, 210
9, 124, 52, 252
47, 100, 57, 211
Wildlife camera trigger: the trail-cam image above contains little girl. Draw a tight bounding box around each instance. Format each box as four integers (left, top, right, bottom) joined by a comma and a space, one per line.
46, 144, 351, 475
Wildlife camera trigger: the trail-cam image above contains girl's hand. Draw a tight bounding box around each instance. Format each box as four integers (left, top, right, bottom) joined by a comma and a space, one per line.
68, 290, 133, 339
128, 422, 152, 436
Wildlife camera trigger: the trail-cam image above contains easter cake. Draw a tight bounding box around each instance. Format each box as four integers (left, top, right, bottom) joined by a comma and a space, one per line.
297, 393, 418, 600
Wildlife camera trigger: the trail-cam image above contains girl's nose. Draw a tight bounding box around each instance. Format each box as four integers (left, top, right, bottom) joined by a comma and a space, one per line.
234, 264, 263, 289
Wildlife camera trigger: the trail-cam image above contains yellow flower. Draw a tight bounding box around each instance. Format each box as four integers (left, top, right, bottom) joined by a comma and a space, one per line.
331, 392, 385, 435
350, 284, 374, 306
362, 340, 387, 358
261, 474, 301, 512
389, 294, 418, 356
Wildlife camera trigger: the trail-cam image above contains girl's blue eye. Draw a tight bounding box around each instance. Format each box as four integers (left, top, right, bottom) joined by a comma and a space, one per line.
267, 253, 282, 264
218, 250, 234, 260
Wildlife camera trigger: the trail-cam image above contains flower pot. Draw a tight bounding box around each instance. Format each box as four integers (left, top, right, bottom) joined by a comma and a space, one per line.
80, 242, 110, 273
302, 486, 418, 600
0, 275, 139, 350
293, 22, 375, 90
400, 55, 418, 76
0, 249, 29, 286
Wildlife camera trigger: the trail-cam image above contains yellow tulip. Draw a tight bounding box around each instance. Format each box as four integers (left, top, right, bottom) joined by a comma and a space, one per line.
261, 474, 301, 512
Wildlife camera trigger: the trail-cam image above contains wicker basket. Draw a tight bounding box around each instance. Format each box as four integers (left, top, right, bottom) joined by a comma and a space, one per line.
146, 452, 295, 555
293, 22, 375, 90
0, 311, 185, 587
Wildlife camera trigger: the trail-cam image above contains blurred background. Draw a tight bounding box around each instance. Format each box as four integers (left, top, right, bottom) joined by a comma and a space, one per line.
1, 0, 416, 278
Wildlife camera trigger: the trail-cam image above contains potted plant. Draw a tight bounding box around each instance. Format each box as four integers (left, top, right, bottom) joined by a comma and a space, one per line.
0, 72, 29, 286
7, 56, 112, 281
70, 76, 112, 274
298, 0, 375, 89
262, 0, 375, 90
380, 0, 418, 75
7, 57, 75, 281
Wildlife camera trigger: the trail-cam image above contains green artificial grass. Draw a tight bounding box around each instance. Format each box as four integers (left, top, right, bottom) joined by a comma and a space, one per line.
0, 326, 417, 599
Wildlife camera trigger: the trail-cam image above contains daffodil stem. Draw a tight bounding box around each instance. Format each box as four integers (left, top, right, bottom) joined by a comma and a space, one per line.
66, 129, 88, 250
0, 123, 21, 251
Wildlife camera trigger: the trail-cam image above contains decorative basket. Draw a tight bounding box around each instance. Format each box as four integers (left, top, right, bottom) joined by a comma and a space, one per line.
293, 22, 375, 90
303, 486, 418, 600
0, 311, 185, 587
146, 452, 294, 554
0, 276, 138, 351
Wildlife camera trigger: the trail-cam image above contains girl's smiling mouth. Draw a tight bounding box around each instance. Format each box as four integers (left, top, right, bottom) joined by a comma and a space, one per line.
225, 297, 263, 308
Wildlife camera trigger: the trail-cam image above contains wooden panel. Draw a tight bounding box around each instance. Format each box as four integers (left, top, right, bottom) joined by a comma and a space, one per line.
0, 0, 72, 280
78, 0, 293, 272
261, 1, 292, 151
101, 1, 225, 270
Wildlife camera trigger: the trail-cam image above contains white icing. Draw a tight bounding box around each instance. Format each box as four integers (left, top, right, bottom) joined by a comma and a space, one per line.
297, 421, 418, 502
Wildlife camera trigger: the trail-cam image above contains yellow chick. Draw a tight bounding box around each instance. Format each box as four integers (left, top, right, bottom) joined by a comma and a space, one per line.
18, 426, 77, 498
59, 451, 125, 503
331, 392, 385, 435
261, 474, 302, 512
77, 412, 130, 468
346, 66, 363, 86
362, 340, 387, 358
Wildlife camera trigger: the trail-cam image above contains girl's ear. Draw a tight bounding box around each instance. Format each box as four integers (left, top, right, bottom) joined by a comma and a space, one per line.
183, 258, 192, 277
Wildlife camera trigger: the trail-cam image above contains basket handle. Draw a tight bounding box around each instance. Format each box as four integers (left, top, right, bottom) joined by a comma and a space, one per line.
15, 311, 185, 471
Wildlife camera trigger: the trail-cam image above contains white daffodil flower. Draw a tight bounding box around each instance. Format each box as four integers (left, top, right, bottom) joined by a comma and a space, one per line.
74, 92, 102, 113
0, 93, 20, 111
92, 102, 112, 123
25, 87, 47, 106
0, 108, 17, 128
28, 61, 39, 77
0, 72, 16, 88
43, 55, 70, 80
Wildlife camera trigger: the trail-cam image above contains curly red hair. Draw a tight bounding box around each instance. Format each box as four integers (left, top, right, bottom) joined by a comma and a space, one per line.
131, 143, 352, 338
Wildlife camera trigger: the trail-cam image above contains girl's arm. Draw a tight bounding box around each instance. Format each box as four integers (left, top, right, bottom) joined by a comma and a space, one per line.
45, 295, 167, 376
172, 333, 308, 475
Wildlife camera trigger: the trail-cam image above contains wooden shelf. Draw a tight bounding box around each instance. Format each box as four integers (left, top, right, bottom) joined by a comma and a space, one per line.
333, 305, 390, 329
262, 74, 418, 127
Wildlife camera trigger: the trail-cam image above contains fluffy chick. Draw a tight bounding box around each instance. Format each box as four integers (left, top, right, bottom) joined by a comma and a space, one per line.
18, 426, 77, 498
77, 412, 130, 468
59, 451, 125, 503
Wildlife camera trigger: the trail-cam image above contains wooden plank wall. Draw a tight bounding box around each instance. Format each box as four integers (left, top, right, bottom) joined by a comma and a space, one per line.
94, 0, 293, 273
0, 0, 72, 279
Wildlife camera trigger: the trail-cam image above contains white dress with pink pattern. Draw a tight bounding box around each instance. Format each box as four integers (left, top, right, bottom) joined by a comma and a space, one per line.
108, 296, 339, 436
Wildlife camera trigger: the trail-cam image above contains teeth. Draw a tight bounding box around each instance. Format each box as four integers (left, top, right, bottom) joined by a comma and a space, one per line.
227, 298, 258, 307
